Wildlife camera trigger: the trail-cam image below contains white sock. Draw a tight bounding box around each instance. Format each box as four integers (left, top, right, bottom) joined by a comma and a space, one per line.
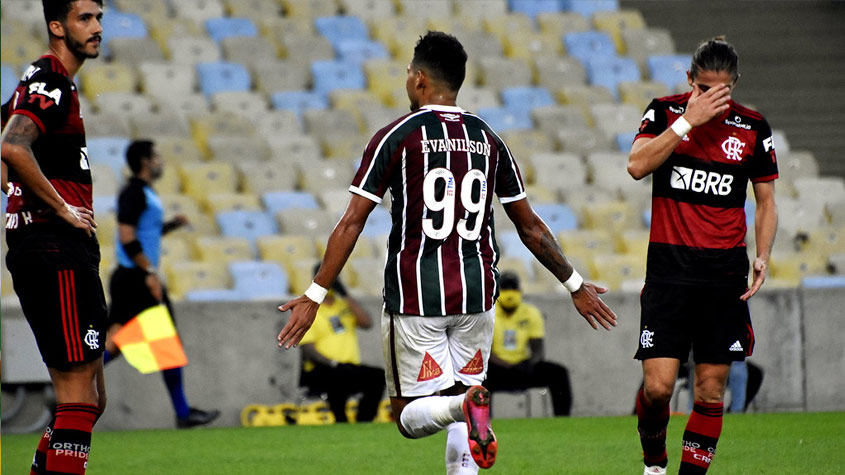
446, 422, 478, 475
399, 395, 465, 439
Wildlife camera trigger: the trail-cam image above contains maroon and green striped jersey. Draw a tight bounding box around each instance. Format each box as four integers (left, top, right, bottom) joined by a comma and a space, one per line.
350, 104, 526, 316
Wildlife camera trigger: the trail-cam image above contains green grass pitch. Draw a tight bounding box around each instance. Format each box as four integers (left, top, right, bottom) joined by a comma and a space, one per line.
3, 412, 843, 474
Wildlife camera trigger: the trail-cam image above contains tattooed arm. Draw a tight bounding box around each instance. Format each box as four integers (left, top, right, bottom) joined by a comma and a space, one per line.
1, 114, 96, 234
503, 198, 617, 330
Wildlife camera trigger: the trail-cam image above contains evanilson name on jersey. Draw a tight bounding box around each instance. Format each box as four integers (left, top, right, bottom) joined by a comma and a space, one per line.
420, 138, 492, 157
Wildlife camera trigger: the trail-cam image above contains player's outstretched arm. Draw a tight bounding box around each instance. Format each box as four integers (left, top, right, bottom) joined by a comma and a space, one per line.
503, 199, 617, 330
277, 194, 377, 349
742, 180, 777, 301
1, 114, 96, 234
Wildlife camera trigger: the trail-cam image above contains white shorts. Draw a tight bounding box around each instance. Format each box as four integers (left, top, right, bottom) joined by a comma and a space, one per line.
381, 307, 494, 398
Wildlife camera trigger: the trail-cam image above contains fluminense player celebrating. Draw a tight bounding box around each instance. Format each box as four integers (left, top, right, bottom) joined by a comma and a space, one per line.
1, 1, 106, 474
628, 37, 778, 475
278, 31, 617, 474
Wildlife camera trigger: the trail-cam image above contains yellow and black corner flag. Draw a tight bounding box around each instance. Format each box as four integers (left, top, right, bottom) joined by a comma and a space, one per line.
112, 305, 188, 374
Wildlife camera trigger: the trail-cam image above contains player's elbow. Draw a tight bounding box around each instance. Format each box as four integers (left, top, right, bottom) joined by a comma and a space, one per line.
627, 159, 647, 180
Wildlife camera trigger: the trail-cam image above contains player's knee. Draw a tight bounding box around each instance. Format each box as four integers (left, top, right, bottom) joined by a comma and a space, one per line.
394, 418, 419, 439
643, 381, 674, 406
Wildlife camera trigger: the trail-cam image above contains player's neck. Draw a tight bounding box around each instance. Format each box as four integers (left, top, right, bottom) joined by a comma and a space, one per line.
47, 42, 85, 78
419, 90, 458, 109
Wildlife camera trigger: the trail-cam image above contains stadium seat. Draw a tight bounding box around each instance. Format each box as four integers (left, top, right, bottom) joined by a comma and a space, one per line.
211, 91, 269, 119
536, 11, 590, 38
562, 0, 619, 19
363, 59, 409, 104
202, 192, 262, 214
556, 126, 615, 156
478, 57, 533, 92
508, 0, 561, 19
160, 236, 194, 263
148, 17, 203, 52
1, 64, 18, 103
221, 36, 279, 68
535, 56, 588, 90
229, 260, 289, 299
528, 152, 588, 194
476, 106, 533, 132
87, 137, 130, 178
92, 195, 117, 217
592, 253, 645, 290
452, 0, 507, 17
794, 177, 845, 209
359, 205, 392, 238
172, 0, 226, 26
252, 109, 302, 138
166, 261, 231, 300
0, 32, 43, 70
561, 184, 620, 216
130, 111, 192, 139
224, 0, 283, 22
590, 103, 642, 137
805, 226, 845, 257
314, 15, 369, 47
79, 63, 137, 101
271, 91, 329, 117
396, 0, 453, 19
345, 257, 386, 296
262, 191, 320, 215
184, 288, 242, 302
90, 164, 120, 198
281, 0, 338, 19
266, 135, 324, 164
196, 61, 251, 97
620, 229, 650, 256
582, 200, 639, 233
558, 229, 615, 265
592, 10, 646, 52
802, 275, 845, 288
498, 130, 555, 176
205, 17, 258, 43
586, 151, 633, 193
195, 236, 255, 263
168, 36, 222, 66
95, 92, 155, 116
339, 0, 396, 20
258, 235, 318, 273
330, 89, 383, 123
335, 39, 389, 66
276, 208, 337, 236
483, 13, 534, 42
501, 87, 556, 114
616, 132, 638, 153
533, 204, 578, 234
532, 105, 589, 137
237, 160, 299, 194
586, 56, 640, 100
828, 202, 845, 227
648, 55, 691, 91
497, 230, 536, 269
769, 252, 827, 285
216, 210, 279, 244
299, 163, 355, 192
619, 80, 671, 112
114, 0, 170, 22
139, 62, 196, 100
621, 28, 675, 70
556, 84, 615, 121
100, 11, 147, 57
303, 108, 361, 139
779, 150, 819, 183
159, 194, 205, 224
191, 111, 254, 153
456, 87, 500, 111
776, 197, 828, 238
157, 136, 204, 165
180, 162, 237, 200
311, 60, 366, 95
563, 31, 617, 66
276, 33, 335, 66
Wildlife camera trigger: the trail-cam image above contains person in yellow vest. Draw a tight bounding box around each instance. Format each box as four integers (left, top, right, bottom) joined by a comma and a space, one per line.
486, 271, 573, 416
299, 271, 385, 422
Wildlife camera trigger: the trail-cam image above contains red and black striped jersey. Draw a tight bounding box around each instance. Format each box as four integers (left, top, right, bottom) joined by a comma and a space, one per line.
2, 55, 92, 234
350, 104, 526, 316
636, 92, 779, 285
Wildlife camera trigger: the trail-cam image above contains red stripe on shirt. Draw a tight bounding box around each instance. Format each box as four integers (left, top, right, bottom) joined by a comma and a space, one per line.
11, 109, 46, 134
650, 197, 747, 249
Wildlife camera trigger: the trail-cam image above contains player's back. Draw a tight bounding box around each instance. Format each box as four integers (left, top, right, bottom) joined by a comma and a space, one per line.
350, 104, 527, 316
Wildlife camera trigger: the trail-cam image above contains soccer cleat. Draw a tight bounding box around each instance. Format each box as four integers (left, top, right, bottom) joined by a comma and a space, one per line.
177, 407, 221, 429
643, 465, 667, 475
462, 385, 497, 469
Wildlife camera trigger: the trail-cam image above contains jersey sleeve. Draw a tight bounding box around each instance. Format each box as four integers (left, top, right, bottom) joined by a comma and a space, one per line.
9, 71, 72, 134
635, 99, 669, 140
117, 184, 147, 226
494, 138, 526, 204
349, 125, 403, 204
749, 118, 779, 183
526, 305, 545, 339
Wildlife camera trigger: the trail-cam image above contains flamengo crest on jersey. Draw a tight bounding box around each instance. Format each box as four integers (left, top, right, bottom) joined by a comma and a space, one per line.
349, 105, 526, 316
636, 93, 778, 285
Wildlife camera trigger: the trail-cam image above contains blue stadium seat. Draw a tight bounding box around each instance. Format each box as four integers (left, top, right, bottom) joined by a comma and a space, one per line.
335, 39, 389, 65
642, 209, 651, 228
501, 87, 556, 114
497, 230, 535, 267
587, 56, 640, 100
92, 195, 117, 215
314, 16, 369, 48
216, 210, 278, 245
802, 276, 845, 288
196, 61, 251, 97
86, 136, 130, 178
100, 11, 147, 56
564, 31, 617, 65
648, 54, 690, 91
205, 17, 258, 43
744, 199, 755, 229
615, 131, 637, 154
229, 260, 290, 300
476, 107, 533, 132
185, 288, 242, 302
2, 64, 18, 103
508, 0, 561, 19
311, 60, 366, 95
533, 203, 578, 234
262, 191, 320, 216
271, 91, 329, 116
561, 0, 619, 18
360, 205, 392, 238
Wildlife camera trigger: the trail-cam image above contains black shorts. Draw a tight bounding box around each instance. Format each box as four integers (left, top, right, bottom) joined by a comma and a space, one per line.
108, 265, 174, 326
6, 230, 108, 370
634, 282, 755, 364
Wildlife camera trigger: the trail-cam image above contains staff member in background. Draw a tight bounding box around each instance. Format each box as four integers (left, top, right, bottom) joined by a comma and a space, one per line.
485, 271, 573, 416
104, 139, 219, 429
299, 268, 385, 423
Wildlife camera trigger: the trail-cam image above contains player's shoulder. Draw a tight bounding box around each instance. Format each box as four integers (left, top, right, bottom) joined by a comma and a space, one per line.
728, 100, 767, 126
21, 56, 71, 84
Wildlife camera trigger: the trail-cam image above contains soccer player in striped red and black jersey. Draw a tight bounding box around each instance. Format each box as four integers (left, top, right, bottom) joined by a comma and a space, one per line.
628, 37, 778, 475
1, 2, 106, 474
278, 31, 616, 473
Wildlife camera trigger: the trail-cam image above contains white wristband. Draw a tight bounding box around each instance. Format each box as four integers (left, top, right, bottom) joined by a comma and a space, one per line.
670, 116, 692, 137
304, 282, 328, 304
562, 269, 584, 293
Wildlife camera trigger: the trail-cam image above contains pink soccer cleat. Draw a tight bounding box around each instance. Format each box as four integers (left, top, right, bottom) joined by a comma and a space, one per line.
462, 385, 497, 469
